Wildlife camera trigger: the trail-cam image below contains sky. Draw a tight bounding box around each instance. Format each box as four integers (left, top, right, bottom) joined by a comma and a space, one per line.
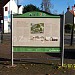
16, 0, 74, 14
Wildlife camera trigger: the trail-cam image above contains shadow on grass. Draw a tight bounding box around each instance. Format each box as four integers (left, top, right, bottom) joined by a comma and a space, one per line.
0, 58, 11, 61
0, 49, 75, 65
64, 49, 75, 59
46, 49, 75, 59
0, 58, 11, 65
0, 57, 53, 65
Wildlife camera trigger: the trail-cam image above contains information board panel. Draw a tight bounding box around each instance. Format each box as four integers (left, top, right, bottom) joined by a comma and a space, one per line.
13, 18, 60, 46
13, 18, 61, 52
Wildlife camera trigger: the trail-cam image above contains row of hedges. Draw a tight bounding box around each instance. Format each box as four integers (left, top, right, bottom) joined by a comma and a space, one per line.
65, 24, 73, 33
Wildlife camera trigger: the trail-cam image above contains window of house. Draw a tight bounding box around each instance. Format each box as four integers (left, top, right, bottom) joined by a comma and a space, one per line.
5, 7, 8, 11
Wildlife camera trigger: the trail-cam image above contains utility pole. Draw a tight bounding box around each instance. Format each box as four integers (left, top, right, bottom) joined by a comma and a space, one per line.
70, 5, 75, 45
1, 0, 3, 41
70, 19, 74, 45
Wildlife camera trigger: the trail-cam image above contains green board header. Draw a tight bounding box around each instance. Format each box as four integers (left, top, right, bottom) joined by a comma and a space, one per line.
13, 11, 60, 18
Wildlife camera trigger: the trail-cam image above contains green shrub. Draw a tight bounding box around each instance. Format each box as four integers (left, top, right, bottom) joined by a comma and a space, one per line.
65, 24, 72, 30
65, 24, 72, 33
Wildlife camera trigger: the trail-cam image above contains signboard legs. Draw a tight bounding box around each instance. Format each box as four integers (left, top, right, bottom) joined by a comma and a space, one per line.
11, 11, 14, 66
61, 13, 65, 67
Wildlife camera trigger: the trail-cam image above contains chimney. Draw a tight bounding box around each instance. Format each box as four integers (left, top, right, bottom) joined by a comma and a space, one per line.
67, 6, 70, 11
72, 4, 75, 11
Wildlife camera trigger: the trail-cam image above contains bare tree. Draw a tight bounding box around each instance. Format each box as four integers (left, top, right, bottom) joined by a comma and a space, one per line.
41, 0, 53, 13
53, 10, 58, 14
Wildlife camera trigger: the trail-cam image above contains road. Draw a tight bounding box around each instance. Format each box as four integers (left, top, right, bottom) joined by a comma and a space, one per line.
64, 34, 75, 45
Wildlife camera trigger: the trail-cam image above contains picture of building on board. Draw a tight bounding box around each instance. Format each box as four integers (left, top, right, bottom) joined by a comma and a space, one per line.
31, 23, 44, 34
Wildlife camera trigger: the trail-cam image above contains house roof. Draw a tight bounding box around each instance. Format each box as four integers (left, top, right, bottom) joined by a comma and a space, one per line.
69, 10, 75, 16
18, 5, 21, 8
70, 10, 74, 14
68, 4, 75, 17
66, 5, 75, 17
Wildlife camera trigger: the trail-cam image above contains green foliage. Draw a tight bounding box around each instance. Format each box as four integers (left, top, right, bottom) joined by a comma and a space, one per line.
65, 24, 72, 30
0, 0, 2, 3
23, 4, 40, 13
65, 24, 72, 33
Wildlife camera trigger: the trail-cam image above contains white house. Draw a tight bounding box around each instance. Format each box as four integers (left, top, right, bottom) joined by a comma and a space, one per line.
4, 0, 18, 33
4, 0, 24, 33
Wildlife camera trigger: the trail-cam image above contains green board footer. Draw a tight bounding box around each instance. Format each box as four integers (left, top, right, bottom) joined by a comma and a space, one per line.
13, 47, 60, 53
